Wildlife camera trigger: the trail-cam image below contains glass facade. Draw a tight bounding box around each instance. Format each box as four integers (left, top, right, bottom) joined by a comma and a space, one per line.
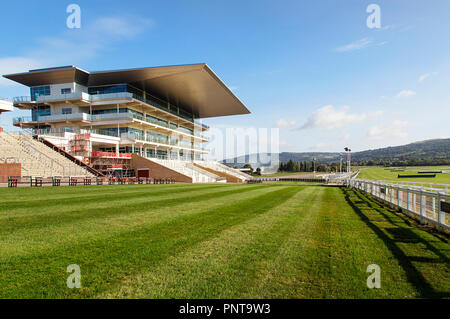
146, 114, 168, 127
30, 86, 50, 101
92, 108, 128, 115
31, 105, 50, 121
178, 126, 194, 135
88, 84, 127, 95
146, 131, 168, 143
88, 83, 195, 122
25, 82, 205, 161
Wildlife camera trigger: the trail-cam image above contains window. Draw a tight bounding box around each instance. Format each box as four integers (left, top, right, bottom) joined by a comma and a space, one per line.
178, 126, 194, 135
30, 86, 50, 101
88, 84, 127, 95
31, 105, 50, 121
61, 88, 72, 95
92, 108, 128, 115
62, 108, 72, 115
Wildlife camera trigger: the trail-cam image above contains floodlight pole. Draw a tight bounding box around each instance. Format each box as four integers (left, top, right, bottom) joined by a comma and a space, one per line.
344, 147, 351, 175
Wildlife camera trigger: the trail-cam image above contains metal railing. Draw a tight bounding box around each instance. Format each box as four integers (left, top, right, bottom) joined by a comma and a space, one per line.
13, 110, 208, 140
349, 178, 450, 231
12, 92, 209, 130
120, 132, 208, 152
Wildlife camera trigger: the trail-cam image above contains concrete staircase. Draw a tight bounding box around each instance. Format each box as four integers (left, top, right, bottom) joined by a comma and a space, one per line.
0, 132, 95, 177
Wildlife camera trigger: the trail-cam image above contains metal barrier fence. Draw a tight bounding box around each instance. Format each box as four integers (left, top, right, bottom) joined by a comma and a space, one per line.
349, 179, 450, 232
5, 176, 176, 188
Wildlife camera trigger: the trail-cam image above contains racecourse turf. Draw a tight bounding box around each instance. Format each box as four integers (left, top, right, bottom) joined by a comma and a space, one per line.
0, 183, 448, 298
357, 166, 450, 184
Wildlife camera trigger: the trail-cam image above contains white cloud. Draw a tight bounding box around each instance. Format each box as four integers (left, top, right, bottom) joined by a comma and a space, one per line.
299, 105, 382, 130
93, 17, 153, 37
418, 72, 438, 82
334, 38, 388, 52
276, 118, 296, 129
335, 38, 373, 52
0, 15, 153, 87
279, 140, 292, 149
367, 120, 409, 140
395, 90, 416, 98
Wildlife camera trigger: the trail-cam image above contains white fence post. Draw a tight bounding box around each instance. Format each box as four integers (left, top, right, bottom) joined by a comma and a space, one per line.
420, 189, 424, 221
407, 190, 410, 212
438, 193, 444, 225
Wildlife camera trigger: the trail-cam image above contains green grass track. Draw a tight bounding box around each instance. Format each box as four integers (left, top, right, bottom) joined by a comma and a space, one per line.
0, 183, 448, 298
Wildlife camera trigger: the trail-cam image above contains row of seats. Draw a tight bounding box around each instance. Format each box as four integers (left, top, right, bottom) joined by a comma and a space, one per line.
0, 132, 94, 178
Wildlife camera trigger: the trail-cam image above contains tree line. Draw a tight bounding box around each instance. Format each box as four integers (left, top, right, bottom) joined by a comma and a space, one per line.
278, 160, 345, 173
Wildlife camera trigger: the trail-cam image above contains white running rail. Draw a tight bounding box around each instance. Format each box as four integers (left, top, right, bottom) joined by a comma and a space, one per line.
349, 178, 450, 231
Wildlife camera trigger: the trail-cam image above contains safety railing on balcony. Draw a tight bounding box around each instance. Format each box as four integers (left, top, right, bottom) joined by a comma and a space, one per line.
120, 132, 208, 152
12, 92, 209, 130
13, 109, 208, 139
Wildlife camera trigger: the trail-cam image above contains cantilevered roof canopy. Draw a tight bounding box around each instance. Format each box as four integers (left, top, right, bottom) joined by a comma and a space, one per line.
3, 64, 250, 119
0, 99, 13, 113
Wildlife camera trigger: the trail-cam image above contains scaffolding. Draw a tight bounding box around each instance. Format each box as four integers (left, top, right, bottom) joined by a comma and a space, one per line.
89, 152, 133, 177
69, 134, 91, 164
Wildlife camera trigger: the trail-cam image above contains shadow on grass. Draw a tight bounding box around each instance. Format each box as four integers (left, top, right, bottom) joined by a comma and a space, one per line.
342, 187, 450, 299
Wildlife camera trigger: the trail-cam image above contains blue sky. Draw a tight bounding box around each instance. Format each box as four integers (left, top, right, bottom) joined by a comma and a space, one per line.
0, 0, 449, 153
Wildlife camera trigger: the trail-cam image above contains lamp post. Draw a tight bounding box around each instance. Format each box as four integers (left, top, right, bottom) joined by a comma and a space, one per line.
344, 147, 352, 174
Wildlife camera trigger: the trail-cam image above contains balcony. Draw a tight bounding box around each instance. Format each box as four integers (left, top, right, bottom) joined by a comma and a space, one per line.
120, 132, 208, 153
12, 91, 209, 130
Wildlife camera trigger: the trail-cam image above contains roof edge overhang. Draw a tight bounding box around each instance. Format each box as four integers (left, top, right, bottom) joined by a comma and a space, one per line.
3, 63, 251, 119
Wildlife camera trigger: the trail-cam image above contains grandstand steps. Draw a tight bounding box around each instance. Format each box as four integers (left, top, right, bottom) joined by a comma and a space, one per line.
131, 155, 223, 183
0, 132, 95, 178
193, 163, 242, 183
194, 161, 252, 182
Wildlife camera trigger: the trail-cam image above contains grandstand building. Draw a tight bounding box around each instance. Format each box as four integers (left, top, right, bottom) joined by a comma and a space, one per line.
2, 64, 251, 183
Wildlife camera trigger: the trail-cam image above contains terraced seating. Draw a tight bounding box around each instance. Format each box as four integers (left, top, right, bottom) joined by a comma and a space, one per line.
0, 132, 94, 178
194, 160, 252, 182
193, 163, 242, 183
150, 158, 220, 183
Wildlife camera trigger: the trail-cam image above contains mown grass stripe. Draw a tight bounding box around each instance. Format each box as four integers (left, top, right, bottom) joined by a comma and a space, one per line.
0, 185, 268, 233
0, 185, 298, 298
0, 185, 280, 259
100, 186, 315, 298
0, 183, 210, 203
0, 184, 231, 213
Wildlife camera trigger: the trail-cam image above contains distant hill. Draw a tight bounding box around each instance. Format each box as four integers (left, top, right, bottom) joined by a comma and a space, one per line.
223, 138, 450, 168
